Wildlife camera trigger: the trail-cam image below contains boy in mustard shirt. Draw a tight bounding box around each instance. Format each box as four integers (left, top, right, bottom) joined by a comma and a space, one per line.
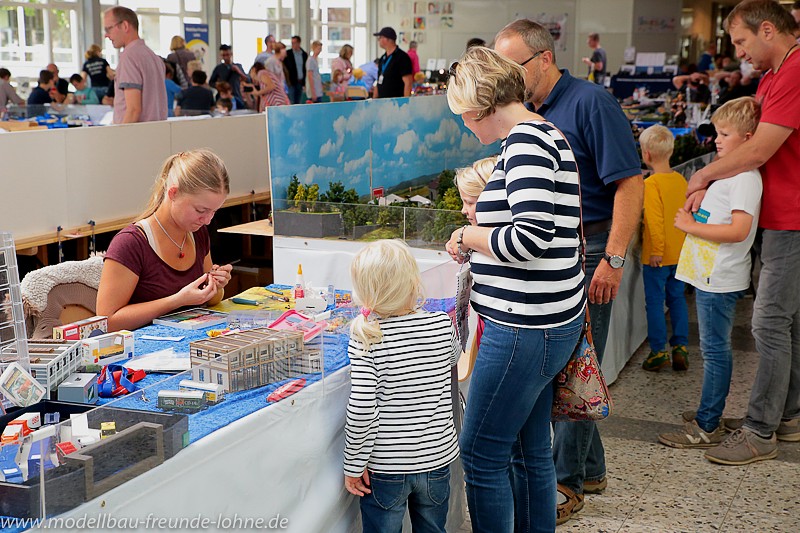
639, 125, 690, 371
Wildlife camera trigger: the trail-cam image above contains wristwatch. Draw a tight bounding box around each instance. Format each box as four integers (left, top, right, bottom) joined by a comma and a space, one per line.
603, 252, 625, 269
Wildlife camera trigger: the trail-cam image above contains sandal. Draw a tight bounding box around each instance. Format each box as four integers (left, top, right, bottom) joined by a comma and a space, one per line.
556, 483, 584, 525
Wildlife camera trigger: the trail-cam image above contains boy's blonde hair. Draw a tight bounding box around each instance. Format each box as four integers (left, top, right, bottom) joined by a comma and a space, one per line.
711, 96, 760, 137
638, 125, 675, 161
349, 240, 424, 354
455, 155, 498, 197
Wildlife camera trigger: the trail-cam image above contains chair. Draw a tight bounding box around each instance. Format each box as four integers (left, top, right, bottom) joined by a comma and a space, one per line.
20, 256, 104, 339
345, 86, 369, 101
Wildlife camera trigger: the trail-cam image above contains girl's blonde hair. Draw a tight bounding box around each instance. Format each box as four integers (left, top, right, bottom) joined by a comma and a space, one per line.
138, 149, 230, 220
446, 46, 527, 120
349, 240, 424, 354
170, 35, 186, 51
85, 44, 102, 60
455, 155, 498, 197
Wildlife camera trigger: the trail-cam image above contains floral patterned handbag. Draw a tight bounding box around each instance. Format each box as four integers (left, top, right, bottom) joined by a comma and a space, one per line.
551, 308, 613, 422
548, 123, 613, 422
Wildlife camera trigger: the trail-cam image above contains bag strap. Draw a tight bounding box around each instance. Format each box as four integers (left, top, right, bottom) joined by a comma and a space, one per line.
547, 121, 592, 333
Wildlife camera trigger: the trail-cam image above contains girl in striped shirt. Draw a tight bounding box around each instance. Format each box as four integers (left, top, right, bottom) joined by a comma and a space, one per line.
344, 239, 460, 533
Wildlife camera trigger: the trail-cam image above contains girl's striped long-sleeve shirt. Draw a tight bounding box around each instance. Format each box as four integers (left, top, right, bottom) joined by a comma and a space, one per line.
471, 120, 586, 329
343, 311, 460, 477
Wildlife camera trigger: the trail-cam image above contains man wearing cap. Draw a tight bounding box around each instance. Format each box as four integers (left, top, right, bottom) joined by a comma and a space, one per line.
373, 27, 413, 98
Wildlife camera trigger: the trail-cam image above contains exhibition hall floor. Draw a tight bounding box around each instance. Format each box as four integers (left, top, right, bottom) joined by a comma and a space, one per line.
458, 293, 800, 532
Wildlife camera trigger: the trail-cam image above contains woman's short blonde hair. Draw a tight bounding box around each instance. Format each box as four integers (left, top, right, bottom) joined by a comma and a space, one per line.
456, 155, 498, 197
711, 96, 761, 138
638, 125, 674, 161
170, 35, 186, 51
349, 240, 424, 354
446, 46, 527, 120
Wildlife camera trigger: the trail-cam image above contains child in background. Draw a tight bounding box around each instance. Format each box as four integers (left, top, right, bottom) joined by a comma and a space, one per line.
164, 62, 182, 117
639, 125, 690, 372
328, 69, 347, 101
659, 97, 762, 450
454, 156, 498, 373
215, 98, 233, 116
344, 239, 459, 533
69, 74, 99, 104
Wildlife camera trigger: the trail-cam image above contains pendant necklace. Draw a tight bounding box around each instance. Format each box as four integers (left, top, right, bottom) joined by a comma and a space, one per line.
776, 43, 798, 74
153, 213, 188, 258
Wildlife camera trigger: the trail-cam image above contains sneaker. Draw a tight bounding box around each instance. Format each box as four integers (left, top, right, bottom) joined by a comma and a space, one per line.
659, 419, 727, 449
642, 350, 670, 371
722, 417, 800, 442
776, 418, 800, 442
671, 345, 689, 371
583, 476, 607, 494
704, 428, 778, 465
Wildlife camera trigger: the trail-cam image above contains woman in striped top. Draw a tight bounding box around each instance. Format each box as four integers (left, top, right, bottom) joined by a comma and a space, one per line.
344, 240, 460, 533
445, 47, 586, 532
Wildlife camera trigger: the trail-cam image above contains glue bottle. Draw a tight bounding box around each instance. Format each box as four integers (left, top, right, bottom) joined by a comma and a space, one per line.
294, 264, 305, 299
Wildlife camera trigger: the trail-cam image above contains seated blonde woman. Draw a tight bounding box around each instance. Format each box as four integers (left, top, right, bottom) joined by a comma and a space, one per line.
97, 150, 233, 331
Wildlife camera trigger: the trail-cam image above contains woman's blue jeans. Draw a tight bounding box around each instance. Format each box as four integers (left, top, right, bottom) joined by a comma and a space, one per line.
460, 315, 583, 533
695, 288, 745, 433
359, 465, 451, 533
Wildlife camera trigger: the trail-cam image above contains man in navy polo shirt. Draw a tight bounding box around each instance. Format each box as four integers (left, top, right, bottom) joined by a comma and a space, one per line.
495, 19, 643, 526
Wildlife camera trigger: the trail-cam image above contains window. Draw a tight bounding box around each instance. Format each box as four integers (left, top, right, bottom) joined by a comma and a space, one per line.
198, 368, 205, 382
220, 0, 296, 70
310, 0, 368, 72
0, 2, 79, 78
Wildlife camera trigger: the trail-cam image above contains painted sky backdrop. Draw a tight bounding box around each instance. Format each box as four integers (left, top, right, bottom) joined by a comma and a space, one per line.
267, 95, 500, 201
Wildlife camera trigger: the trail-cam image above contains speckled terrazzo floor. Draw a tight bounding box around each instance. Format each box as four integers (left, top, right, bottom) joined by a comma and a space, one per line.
457, 293, 800, 532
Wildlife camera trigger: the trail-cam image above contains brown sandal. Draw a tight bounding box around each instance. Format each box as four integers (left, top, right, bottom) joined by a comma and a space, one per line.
556, 483, 584, 525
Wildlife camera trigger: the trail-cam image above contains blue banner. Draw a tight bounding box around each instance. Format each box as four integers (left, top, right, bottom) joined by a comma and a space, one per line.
184, 23, 209, 66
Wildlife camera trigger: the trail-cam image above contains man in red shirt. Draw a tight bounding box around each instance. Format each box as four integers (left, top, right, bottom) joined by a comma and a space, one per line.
687, 0, 800, 465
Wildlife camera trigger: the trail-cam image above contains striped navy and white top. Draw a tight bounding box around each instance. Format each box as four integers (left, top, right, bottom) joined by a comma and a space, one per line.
343, 311, 460, 476
471, 120, 586, 328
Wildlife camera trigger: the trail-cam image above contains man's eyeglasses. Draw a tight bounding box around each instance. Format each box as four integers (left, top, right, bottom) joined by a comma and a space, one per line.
519, 50, 544, 66
104, 21, 122, 34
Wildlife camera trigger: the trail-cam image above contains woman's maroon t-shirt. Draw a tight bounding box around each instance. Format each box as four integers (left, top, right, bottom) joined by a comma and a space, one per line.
104, 224, 211, 304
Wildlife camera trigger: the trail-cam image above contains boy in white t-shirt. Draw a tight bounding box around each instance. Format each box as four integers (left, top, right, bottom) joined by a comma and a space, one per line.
659, 97, 762, 449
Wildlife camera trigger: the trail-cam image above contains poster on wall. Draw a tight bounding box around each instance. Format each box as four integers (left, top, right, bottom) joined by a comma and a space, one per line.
635, 16, 677, 33
266, 96, 499, 203
514, 12, 569, 52
184, 23, 209, 65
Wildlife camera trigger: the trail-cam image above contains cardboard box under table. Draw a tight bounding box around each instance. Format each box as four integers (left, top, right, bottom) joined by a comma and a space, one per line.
0, 400, 188, 519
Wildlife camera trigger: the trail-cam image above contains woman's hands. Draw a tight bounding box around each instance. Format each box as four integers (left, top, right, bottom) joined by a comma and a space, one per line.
344, 471, 371, 497
446, 226, 471, 264
176, 273, 219, 307
208, 263, 232, 289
